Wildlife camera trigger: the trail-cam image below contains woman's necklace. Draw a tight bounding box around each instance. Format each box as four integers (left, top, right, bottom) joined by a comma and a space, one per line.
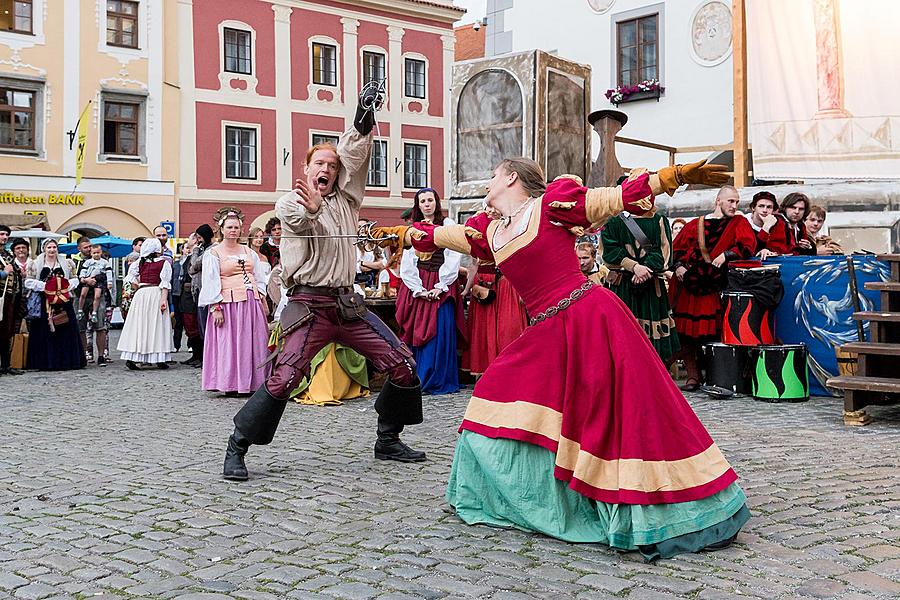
499, 197, 535, 230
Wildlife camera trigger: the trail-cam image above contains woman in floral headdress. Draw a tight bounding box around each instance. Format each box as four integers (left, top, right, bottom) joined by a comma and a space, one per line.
198, 211, 270, 395
24, 238, 86, 371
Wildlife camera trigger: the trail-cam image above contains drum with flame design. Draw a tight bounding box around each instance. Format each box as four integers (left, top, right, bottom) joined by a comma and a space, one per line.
750, 344, 809, 402
721, 291, 775, 346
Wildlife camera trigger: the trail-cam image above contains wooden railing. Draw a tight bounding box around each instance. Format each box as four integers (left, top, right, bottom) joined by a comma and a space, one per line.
613, 136, 751, 181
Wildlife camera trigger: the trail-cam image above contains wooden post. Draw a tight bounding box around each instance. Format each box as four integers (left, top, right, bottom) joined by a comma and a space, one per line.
732, 0, 748, 187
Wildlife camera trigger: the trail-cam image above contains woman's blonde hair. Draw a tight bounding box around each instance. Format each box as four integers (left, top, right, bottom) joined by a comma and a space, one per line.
498, 157, 547, 198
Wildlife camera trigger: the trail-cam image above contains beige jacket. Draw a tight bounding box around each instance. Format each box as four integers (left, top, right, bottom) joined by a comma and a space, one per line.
276, 127, 372, 289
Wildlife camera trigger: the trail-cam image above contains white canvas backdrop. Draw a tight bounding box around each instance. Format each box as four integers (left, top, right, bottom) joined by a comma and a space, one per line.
747, 0, 900, 180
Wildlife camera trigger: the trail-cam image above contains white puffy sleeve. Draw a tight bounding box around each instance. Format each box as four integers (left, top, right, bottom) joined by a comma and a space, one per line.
251, 251, 269, 293
197, 251, 223, 307
399, 246, 426, 296
124, 260, 140, 285
435, 218, 462, 292
24, 277, 44, 292
158, 260, 173, 290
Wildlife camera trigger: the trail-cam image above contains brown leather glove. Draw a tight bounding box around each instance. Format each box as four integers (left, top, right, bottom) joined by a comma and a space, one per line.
656, 159, 731, 195
371, 225, 408, 249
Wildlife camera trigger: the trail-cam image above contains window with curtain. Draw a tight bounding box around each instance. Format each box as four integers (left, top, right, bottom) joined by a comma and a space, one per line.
225, 126, 257, 180
363, 51, 385, 86
368, 140, 388, 187
312, 43, 337, 86
403, 143, 427, 189
224, 28, 252, 74
404, 58, 426, 98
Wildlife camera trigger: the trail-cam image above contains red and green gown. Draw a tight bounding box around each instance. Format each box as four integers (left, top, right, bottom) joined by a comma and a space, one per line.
411, 174, 749, 560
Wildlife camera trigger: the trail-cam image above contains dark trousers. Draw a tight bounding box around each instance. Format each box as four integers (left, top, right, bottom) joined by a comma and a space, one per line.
171, 295, 183, 350
0, 294, 16, 369
234, 293, 417, 444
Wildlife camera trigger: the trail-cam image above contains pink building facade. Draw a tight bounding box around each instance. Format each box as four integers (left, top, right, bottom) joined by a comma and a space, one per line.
178, 0, 463, 235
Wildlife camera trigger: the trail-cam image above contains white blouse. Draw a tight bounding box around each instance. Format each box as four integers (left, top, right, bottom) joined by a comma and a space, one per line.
124, 258, 173, 289
197, 246, 269, 307
400, 217, 462, 297
24, 256, 78, 293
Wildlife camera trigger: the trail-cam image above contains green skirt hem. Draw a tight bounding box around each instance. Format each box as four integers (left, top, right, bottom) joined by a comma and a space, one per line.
446, 431, 749, 553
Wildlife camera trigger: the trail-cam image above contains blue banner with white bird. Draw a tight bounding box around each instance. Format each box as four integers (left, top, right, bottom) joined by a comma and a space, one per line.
770, 255, 890, 396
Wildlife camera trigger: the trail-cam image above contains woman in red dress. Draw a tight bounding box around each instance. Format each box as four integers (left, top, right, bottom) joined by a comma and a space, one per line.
395, 188, 466, 394
462, 258, 527, 376
411, 158, 748, 560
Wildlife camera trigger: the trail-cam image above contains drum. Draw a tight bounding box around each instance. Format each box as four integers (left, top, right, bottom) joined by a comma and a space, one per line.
749, 344, 809, 402
703, 343, 751, 394
721, 291, 775, 346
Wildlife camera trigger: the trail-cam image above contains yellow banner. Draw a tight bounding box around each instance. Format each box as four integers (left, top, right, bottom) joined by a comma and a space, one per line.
75, 100, 92, 187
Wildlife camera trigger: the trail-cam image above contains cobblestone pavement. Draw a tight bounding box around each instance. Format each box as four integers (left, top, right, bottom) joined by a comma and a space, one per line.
1, 344, 899, 600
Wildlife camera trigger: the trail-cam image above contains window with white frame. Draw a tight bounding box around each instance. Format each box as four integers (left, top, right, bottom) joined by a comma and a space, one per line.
363, 51, 385, 86
311, 133, 339, 147
102, 100, 140, 156
312, 43, 337, 86
224, 28, 252, 75
0, 0, 33, 34
225, 125, 257, 180
403, 143, 427, 189
368, 140, 387, 187
0, 83, 37, 151
404, 58, 425, 99
106, 0, 139, 49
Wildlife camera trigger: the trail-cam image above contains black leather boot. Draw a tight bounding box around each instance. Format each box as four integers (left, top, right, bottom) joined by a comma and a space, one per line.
222, 385, 288, 480
223, 434, 249, 481
374, 378, 423, 425
375, 417, 426, 462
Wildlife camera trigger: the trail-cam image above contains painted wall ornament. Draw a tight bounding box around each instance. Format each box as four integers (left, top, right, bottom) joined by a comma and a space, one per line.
690, 0, 733, 66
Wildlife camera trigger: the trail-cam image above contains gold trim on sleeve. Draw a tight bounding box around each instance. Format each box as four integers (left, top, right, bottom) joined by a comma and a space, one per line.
433, 224, 474, 255
585, 187, 624, 226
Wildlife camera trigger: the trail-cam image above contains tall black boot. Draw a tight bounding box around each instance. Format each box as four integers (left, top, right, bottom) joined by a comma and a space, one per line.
373, 379, 426, 462
223, 385, 288, 480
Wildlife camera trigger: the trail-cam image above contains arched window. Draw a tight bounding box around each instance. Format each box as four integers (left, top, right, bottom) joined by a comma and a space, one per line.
456, 69, 524, 183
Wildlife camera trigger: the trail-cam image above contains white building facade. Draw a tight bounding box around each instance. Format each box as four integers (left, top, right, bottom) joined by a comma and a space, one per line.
483, 0, 735, 169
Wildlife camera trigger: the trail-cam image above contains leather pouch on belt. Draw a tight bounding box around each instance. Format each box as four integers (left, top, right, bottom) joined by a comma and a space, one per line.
280, 301, 313, 335
336, 292, 368, 321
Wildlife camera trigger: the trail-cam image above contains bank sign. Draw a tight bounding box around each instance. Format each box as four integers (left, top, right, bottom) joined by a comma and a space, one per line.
0, 192, 86, 205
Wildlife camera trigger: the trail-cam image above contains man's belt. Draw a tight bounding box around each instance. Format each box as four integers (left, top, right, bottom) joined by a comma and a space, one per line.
288, 284, 355, 297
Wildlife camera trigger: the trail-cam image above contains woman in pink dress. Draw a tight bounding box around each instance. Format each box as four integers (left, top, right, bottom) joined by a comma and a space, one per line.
199, 212, 270, 395
411, 158, 748, 560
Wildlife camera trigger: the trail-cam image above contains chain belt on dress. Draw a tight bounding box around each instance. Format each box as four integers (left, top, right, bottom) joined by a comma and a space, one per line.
528, 280, 594, 326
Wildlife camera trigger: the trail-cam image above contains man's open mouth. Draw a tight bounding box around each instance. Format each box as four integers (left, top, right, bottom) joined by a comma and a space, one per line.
317, 176, 329, 186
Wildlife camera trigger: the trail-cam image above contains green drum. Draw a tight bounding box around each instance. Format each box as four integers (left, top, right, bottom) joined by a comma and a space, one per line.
750, 344, 809, 402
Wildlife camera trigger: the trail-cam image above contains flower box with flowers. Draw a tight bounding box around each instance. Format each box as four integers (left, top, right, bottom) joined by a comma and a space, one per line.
605, 79, 663, 106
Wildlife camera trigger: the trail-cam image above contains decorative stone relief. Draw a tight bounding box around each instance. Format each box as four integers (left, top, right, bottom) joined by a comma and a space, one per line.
586, 0, 616, 14
689, 1, 732, 67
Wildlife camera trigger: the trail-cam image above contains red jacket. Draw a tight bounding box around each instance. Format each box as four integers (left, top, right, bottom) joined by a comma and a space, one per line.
756, 214, 815, 255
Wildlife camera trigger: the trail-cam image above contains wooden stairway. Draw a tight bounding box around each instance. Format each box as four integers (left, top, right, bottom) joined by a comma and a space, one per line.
827, 254, 900, 425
